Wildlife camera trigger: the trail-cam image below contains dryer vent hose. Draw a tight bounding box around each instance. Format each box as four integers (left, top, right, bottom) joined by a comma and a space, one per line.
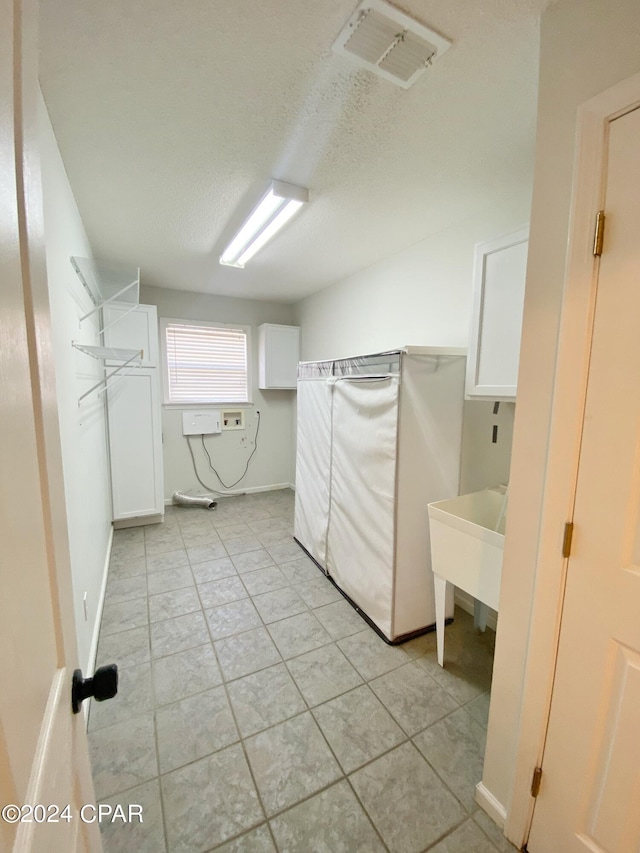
172, 491, 217, 510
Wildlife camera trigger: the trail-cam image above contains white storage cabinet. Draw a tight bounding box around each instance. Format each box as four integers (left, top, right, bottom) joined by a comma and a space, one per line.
258, 323, 300, 389
465, 226, 528, 401
103, 303, 164, 525
294, 347, 466, 642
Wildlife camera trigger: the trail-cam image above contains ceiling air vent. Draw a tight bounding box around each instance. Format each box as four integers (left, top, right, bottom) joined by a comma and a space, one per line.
332, 0, 450, 89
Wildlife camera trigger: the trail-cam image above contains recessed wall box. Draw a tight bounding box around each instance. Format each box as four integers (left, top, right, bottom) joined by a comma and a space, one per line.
182, 410, 221, 436
221, 410, 245, 430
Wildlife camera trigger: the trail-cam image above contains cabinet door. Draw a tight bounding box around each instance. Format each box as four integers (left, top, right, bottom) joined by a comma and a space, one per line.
107, 369, 164, 520
327, 376, 399, 638
466, 226, 528, 400
294, 378, 333, 569
258, 324, 300, 389
103, 303, 159, 366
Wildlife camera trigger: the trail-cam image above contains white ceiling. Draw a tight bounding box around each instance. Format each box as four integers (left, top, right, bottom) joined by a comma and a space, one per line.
39, 0, 550, 303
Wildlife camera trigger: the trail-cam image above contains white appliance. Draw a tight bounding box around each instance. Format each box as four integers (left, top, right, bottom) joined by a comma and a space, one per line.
182, 410, 221, 435
294, 347, 466, 642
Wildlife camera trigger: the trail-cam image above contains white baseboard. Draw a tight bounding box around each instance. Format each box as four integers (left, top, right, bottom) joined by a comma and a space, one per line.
454, 589, 498, 632
164, 483, 293, 504
475, 782, 507, 828
113, 513, 163, 529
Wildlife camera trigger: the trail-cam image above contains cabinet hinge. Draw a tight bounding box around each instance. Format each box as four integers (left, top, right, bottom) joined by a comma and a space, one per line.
593, 210, 606, 256
562, 522, 574, 558
531, 766, 543, 798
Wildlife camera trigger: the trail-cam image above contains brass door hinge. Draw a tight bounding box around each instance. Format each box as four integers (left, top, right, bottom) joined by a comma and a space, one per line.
562, 522, 574, 558
593, 210, 606, 256
531, 766, 543, 798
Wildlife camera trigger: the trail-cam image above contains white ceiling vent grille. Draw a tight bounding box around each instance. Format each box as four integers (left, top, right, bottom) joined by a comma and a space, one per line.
332, 0, 450, 89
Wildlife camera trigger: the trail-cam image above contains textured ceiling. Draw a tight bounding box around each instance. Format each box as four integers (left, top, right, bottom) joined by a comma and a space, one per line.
39, 0, 550, 302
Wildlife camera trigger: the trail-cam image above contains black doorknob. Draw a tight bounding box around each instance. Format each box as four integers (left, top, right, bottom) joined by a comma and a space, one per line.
72, 664, 118, 714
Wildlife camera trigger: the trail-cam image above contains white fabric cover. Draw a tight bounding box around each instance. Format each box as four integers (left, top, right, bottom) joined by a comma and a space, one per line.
392, 353, 464, 635
293, 379, 333, 568
326, 376, 399, 636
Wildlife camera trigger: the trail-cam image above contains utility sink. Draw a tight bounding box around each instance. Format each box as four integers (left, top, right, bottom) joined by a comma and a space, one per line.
428, 486, 507, 666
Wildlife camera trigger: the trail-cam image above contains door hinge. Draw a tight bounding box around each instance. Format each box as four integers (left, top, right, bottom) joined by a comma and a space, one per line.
562, 521, 574, 558
531, 766, 543, 798
593, 210, 606, 256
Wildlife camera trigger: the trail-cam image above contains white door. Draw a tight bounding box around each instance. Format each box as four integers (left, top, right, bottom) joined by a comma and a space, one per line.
326, 376, 399, 639
0, 1, 101, 850
527, 106, 640, 852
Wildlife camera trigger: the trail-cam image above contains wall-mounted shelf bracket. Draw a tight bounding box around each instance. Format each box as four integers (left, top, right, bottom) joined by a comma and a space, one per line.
78, 278, 138, 325
70, 256, 140, 328
72, 342, 143, 405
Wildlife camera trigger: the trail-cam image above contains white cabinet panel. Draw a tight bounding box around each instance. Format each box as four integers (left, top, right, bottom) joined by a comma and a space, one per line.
103, 303, 158, 366
258, 324, 300, 389
107, 370, 163, 520
103, 303, 164, 523
466, 226, 528, 401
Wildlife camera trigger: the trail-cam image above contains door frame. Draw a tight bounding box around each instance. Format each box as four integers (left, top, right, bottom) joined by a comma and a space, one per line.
506, 70, 640, 846
1, 1, 101, 849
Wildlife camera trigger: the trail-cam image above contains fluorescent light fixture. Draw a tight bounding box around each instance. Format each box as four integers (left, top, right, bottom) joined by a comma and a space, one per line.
220, 180, 309, 268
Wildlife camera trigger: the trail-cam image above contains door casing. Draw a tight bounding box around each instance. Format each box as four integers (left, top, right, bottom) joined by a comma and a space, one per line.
506, 70, 640, 847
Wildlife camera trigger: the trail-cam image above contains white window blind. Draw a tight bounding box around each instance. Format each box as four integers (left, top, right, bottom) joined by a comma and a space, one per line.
163, 321, 249, 403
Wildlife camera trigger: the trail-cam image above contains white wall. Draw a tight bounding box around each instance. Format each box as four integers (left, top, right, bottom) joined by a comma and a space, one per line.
483, 0, 640, 824
39, 92, 112, 675
294, 193, 531, 360
460, 401, 515, 495
140, 286, 297, 499
293, 195, 530, 495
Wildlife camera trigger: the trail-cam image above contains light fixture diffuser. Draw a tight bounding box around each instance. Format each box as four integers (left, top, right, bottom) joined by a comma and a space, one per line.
220, 180, 309, 268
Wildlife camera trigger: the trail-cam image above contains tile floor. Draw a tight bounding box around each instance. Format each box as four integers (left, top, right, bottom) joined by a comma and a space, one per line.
88, 488, 516, 853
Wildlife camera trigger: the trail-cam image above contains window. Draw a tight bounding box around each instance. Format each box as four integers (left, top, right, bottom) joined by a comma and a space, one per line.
160, 318, 251, 404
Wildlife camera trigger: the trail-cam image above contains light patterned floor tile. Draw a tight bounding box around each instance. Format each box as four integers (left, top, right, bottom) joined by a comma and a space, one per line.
155, 686, 238, 773
413, 706, 487, 811
287, 644, 362, 706
98, 779, 166, 853
269, 781, 384, 852
152, 642, 222, 706
214, 627, 282, 681
370, 661, 459, 736
226, 664, 306, 737
267, 612, 332, 659
349, 742, 465, 853
161, 744, 263, 852
312, 685, 405, 773
244, 713, 341, 816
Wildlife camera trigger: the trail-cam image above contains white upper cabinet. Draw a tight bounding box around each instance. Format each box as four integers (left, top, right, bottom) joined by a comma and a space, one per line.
102, 301, 158, 366
465, 226, 529, 401
258, 323, 300, 390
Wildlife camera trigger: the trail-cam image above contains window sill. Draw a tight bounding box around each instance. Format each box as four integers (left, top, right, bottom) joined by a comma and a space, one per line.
162, 402, 254, 409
